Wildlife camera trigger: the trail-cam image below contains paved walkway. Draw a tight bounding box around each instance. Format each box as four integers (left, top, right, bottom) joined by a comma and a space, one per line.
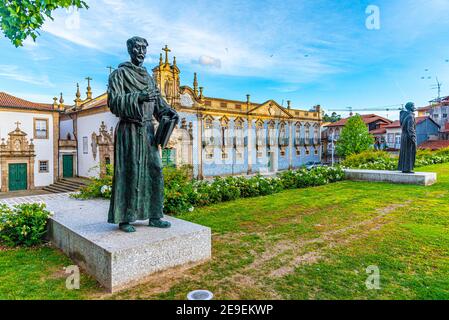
0, 192, 72, 206
0, 189, 53, 200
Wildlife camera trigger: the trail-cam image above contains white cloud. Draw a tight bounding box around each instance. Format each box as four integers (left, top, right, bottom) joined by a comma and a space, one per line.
0, 65, 54, 87
192, 55, 222, 68
37, 0, 346, 83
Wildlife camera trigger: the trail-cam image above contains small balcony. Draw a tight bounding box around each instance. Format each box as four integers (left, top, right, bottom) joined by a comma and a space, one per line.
59, 139, 77, 149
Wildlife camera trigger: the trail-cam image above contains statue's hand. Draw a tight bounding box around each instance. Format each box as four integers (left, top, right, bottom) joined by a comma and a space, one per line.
138, 91, 158, 103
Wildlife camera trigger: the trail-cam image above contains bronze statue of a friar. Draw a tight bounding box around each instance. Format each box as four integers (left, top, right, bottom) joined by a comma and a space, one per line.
107, 36, 179, 232
398, 102, 417, 174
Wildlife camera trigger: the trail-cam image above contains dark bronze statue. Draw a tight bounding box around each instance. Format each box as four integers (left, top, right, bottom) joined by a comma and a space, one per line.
398, 102, 417, 173
107, 36, 179, 232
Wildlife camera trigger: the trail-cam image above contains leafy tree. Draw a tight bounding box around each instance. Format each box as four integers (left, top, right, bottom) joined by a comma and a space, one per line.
323, 112, 342, 123
336, 115, 374, 158
0, 0, 88, 47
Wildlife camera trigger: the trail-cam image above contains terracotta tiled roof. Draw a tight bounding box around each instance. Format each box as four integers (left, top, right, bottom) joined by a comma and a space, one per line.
384, 120, 400, 128
369, 127, 387, 134
0, 92, 54, 111
325, 114, 392, 128
419, 140, 449, 150
384, 116, 431, 129
416, 116, 430, 125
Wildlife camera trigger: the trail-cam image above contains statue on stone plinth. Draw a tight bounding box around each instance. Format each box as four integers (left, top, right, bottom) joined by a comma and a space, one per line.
107, 36, 179, 232
398, 102, 417, 174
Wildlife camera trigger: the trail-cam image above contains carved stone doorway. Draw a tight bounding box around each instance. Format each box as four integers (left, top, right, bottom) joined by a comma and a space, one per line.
0, 122, 36, 192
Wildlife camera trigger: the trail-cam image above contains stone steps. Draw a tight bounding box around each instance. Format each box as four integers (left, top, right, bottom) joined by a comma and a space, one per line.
43, 178, 88, 194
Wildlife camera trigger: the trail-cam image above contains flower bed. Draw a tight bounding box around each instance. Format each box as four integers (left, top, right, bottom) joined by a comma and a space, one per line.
0, 203, 53, 247
72, 165, 345, 214
342, 148, 449, 170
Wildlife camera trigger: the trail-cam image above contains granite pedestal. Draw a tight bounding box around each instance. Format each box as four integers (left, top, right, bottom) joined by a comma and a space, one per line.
344, 169, 437, 186
42, 196, 211, 292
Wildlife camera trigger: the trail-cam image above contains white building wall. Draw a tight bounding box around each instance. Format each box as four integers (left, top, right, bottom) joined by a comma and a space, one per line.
386, 127, 401, 149
76, 111, 118, 177
0, 111, 54, 187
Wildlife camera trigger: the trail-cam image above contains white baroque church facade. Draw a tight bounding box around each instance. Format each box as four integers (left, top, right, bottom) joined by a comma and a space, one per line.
0, 47, 322, 192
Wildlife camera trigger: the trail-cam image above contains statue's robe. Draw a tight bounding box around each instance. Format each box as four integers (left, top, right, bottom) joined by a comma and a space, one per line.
398, 110, 417, 172
107, 61, 174, 224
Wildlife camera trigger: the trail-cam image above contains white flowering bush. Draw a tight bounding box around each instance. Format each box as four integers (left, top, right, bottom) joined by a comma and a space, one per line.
163, 166, 344, 214
71, 163, 345, 215
342, 148, 449, 170
0, 203, 52, 247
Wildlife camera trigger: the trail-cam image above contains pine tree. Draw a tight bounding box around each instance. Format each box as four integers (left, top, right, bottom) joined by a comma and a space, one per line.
336, 115, 374, 158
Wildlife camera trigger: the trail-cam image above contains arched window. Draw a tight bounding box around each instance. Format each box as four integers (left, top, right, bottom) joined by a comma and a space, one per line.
204, 116, 214, 146
268, 121, 276, 146
235, 118, 244, 147
305, 123, 311, 145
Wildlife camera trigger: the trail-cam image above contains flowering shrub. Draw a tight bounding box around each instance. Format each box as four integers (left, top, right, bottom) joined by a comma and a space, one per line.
72, 164, 345, 215
162, 166, 344, 214
0, 203, 52, 247
342, 148, 449, 170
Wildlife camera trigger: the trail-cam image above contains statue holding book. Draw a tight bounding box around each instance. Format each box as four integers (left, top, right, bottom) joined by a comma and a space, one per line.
107, 36, 179, 232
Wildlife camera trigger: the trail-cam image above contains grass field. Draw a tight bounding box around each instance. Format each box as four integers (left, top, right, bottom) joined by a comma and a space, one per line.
1, 163, 449, 299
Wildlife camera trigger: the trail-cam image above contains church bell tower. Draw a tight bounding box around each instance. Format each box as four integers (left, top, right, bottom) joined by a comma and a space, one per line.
152, 45, 181, 108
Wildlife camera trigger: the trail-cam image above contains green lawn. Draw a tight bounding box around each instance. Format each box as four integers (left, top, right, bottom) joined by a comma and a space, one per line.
2, 164, 449, 299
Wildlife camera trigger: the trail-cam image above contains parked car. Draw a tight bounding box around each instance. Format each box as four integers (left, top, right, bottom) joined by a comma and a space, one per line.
304, 161, 323, 170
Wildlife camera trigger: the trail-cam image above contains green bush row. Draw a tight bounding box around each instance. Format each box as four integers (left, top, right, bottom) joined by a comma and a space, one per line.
0, 203, 52, 247
73, 165, 345, 214
342, 148, 449, 170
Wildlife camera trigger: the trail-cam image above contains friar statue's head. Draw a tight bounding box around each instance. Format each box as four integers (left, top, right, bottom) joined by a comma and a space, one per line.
404, 102, 416, 113
127, 36, 148, 67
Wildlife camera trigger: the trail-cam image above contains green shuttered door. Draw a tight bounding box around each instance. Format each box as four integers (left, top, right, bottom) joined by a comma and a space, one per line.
8, 163, 27, 191
63, 155, 74, 178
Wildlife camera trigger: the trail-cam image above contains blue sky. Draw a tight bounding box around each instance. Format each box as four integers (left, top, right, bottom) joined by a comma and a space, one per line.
1, 0, 449, 119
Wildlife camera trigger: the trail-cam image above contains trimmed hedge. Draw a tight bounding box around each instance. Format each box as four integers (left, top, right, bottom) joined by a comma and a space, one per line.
72, 165, 345, 215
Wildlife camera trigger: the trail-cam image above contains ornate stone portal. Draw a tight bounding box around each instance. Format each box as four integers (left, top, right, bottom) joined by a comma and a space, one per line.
91, 121, 114, 177
0, 122, 36, 192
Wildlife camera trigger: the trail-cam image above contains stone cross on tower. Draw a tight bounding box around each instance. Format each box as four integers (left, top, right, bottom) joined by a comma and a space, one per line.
86, 76, 93, 99
162, 45, 171, 64
15, 121, 21, 129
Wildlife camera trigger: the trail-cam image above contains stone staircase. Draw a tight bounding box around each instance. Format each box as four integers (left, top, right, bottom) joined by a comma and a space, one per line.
43, 178, 88, 194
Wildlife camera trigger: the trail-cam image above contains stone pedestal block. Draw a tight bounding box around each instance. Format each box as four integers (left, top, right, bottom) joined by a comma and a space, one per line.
344, 169, 437, 186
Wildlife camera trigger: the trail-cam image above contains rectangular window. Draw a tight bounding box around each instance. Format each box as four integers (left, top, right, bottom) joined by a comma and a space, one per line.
235, 104, 242, 109
387, 133, 394, 144
280, 149, 286, 157
443, 114, 447, 118
39, 160, 49, 173
206, 150, 214, 159
296, 147, 301, 156
220, 102, 227, 108
83, 136, 88, 154
314, 149, 318, 155
34, 118, 48, 139
221, 151, 228, 159
205, 100, 211, 106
